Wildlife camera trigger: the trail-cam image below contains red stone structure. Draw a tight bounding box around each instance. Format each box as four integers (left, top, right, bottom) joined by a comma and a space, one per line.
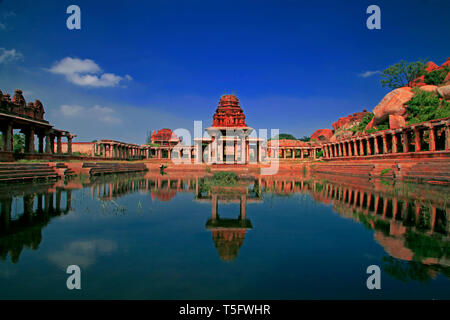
266, 139, 322, 159
212, 94, 247, 127
321, 117, 450, 160
0, 89, 75, 160
332, 110, 370, 131
151, 128, 181, 147
194, 94, 263, 164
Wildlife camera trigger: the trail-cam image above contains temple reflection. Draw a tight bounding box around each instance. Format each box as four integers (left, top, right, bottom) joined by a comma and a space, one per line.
0, 171, 448, 279
0, 183, 72, 263
196, 180, 261, 261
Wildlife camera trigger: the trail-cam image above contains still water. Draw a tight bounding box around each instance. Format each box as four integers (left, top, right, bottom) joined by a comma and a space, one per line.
0, 171, 448, 299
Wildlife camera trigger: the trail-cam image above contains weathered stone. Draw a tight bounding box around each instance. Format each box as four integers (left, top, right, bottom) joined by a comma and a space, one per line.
310, 128, 333, 142
409, 61, 439, 87
419, 85, 438, 93
440, 57, 450, 68
212, 95, 246, 127
444, 72, 450, 85
332, 110, 370, 131
437, 84, 450, 101
372, 87, 414, 125
389, 114, 406, 129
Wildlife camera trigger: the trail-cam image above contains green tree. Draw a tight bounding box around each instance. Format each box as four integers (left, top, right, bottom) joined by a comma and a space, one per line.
298, 136, 310, 142
380, 59, 427, 89
405, 87, 450, 124
13, 133, 25, 152
145, 130, 153, 145
270, 133, 296, 140
424, 66, 450, 85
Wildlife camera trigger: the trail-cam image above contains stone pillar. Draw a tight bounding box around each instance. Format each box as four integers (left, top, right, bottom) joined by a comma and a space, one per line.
367, 138, 372, 155
402, 131, 409, 153
67, 136, 72, 155
413, 128, 421, 152
445, 124, 450, 151
359, 139, 364, 156
374, 136, 379, 154
2, 122, 13, 152
352, 140, 357, 156
240, 138, 246, 164
56, 135, 62, 154
25, 127, 35, 153
428, 126, 436, 151
50, 135, 55, 154
392, 133, 398, 153
45, 135, 51, 154
382, 134, 388, 154
258, 141, 263, 163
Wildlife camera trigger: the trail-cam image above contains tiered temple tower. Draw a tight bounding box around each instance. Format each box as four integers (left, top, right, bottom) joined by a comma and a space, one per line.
194, 94, 263, 164
212, 95, 247, 128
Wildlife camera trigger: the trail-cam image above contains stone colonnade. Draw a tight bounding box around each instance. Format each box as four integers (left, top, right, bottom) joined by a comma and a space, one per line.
193, 137, 263, 164
266, 146, 322, 160
0, 118, 75, 156
322, 118, 450, 159
94, 140, 148, 160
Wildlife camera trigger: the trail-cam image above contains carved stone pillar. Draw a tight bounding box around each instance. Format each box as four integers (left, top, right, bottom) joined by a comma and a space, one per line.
402, 130, 409, 153
67, 136, 73, 155
428, 126, 436, 151
56, 135, 62, 155
414, 128, 421, 152
374, 136, 379, 154
382, 134, 388, 154
392, 133, 398, 153
25, 127, 35, 153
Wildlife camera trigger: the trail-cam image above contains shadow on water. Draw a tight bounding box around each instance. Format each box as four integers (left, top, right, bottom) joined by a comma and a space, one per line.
0, 171, 448, 284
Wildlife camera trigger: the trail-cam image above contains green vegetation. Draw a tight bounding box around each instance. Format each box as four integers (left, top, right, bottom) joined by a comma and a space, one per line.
380, 59, 427, 89
405, 231, 449, 260
316, 150, 323, 158
380, 168, 391, 176
298, 136, 310, 142
211, 171, 238, 186
270, 133, 297, 140
405, 87, 450, 124
350, 113, 374, 133
424, 66, 450, 86
0, 133, 26, 152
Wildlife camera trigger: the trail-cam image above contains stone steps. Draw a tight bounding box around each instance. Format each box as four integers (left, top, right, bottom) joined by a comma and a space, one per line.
82, 162, 147, 176
0, 163, 58, 182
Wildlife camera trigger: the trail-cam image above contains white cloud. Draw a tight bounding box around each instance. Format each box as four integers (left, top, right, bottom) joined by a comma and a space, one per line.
0, 48, 23, 64
49, 57, 132, 87
358, 70, 381, 78
60, 104, 85, 117
59, 104, 122, 124
47, 239, 117, 269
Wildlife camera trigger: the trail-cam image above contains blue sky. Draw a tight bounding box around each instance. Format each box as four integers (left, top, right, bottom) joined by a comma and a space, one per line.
0, 0, 449, 144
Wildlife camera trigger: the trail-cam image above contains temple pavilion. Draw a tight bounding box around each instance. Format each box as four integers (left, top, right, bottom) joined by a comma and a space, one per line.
194, 94, 264, 164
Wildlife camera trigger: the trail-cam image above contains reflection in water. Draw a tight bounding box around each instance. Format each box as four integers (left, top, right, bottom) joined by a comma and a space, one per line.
0, 172, 448, 282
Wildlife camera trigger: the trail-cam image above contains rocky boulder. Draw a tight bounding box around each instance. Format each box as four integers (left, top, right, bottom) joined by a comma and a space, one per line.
437, 85, 450, 101
372, 87, 414, 125
420, 85, 438, 93
332, 110, 370, 131
389, 114, 406, 129
310, 128, 333, 142
444, 72, 450, 85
